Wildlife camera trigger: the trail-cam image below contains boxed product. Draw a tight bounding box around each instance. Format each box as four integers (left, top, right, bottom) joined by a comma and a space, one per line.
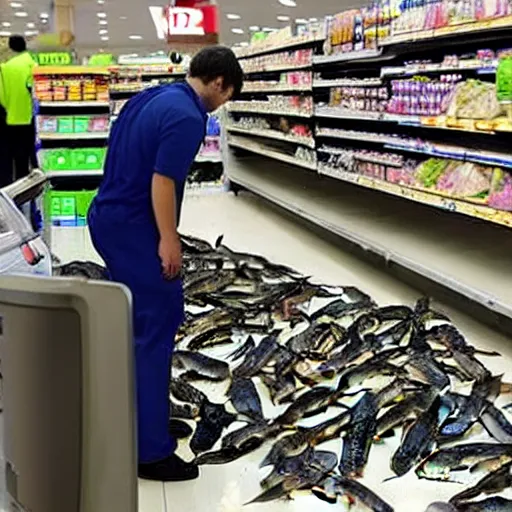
488, 168, 512, 210
71, 148, 106, 170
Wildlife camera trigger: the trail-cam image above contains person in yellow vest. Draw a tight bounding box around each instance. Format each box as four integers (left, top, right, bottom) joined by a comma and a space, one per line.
0, 35, 36, 184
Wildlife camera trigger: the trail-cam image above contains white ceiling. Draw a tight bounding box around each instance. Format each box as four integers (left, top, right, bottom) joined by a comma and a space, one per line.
0, 0, 366, 55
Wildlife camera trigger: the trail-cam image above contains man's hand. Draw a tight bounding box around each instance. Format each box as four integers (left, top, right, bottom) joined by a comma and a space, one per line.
159, 234, 182, 279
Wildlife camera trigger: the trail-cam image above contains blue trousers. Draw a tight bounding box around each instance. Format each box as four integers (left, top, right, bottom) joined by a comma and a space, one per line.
88, 202, 184, 464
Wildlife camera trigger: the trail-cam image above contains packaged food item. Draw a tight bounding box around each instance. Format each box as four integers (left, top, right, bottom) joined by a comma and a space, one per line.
446, 79, 503, 119
488, 168, 512, 210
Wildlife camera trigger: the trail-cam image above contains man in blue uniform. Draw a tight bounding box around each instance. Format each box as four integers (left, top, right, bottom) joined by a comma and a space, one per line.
88, 46, 243, 481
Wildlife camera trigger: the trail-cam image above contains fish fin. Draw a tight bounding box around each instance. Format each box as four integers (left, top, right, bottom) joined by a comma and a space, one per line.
501, 382, 512, 394
243, 483, 288, 505
473, 348, 501, 357
383, 475, 400, 483
215, 235, 224, 249
375, 429, 396, 440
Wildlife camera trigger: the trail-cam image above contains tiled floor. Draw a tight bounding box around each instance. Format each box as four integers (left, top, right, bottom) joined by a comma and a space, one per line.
50, 191, 512, 512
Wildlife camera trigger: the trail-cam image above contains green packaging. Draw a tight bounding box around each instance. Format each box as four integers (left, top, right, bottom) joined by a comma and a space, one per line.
58, 117, 74, 133
74, 116, 90, 133
497, 56, 512, 103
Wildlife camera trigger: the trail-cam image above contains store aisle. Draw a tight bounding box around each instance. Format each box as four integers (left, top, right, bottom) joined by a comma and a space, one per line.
53, 191, 512, 512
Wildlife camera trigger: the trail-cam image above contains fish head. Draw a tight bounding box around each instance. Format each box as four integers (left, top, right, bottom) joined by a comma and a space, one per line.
416, 459, 450, 481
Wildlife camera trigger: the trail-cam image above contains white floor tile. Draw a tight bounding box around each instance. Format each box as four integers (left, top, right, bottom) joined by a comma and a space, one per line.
49, 192, 512, 512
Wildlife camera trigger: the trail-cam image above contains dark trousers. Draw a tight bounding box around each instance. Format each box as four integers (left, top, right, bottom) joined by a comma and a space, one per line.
6, 124, 34, 183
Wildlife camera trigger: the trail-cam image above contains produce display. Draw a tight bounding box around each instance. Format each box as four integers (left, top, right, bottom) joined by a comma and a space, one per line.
34, 74, 110, 102
58, 237, 512, 510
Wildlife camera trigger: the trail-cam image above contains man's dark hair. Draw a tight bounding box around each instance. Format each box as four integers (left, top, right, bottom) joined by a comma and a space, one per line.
189, 46, 244, 98
9, 35, 27, 53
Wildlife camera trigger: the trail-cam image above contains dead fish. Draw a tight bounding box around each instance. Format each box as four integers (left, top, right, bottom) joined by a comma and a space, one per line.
261, 372, 296, 405
370, 319, 413, 347
480, 403, 512, 443
56, 260, 107, 280
260, 429, 313, 468
457, 497, 512, 511
416, 443, 512, 483
445, 349, 491, 384
194, 436, 263, 466
171, 402, 200, 420
376, 390, 434, 439
190, 402, 237, 455
222, 421, 282, 451
339, 392, 378, 478
276, 386, 341, 426
228, 336, 256, 361
405, 353, 450, 390
228, 378, 264, 421
310, 296, 375, 322
180, 233, 214, 253
425, 503, 458, 512
261, 448, 316, 489
314, 475, 394, 512
233, 334, 279, 379
169, 378, 207, 405
375, 305, 414, 322
173, 351, 230, 381
449, 461, 512, 505
440, 375, 502, 440
187, 326, 233, 351
375, 377, 415, 409
286, 322, 345, 357
413, 297, 450, 324
390, 395, 440, 477
185, 270, 237, 297
309, 410, 351, 446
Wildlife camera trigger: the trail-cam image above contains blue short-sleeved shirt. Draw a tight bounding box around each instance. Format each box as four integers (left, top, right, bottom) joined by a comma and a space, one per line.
95, 82, 208, 226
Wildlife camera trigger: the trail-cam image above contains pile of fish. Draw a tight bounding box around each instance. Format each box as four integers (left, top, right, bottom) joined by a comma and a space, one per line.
58, 234, 512, 511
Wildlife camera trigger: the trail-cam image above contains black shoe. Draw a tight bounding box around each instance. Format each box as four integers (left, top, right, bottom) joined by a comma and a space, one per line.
169, 419, 193, 439
138, 454, 199, 482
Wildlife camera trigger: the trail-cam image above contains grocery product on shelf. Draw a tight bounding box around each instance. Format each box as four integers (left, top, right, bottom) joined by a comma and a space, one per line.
34, 73, 110, 103
446, 79, 503, 119
37, 115, 110, 135
489, 168, 512, 209
240, 49, 313, 73
45, 189, 98, 227
330, 85, 389, 113
228, 96, 314, 116
243, 71, 312, 91
39, 148, 106, 173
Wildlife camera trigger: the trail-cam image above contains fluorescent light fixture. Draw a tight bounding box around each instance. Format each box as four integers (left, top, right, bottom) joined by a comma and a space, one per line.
262, 27, 276, 32
2, 22, 11, 27
226, 13, 241, 20
25, 30, 38, 36
26, 22, 35, 28
120, 16, 127, 20
99, 29, 108, 35
277, 15, 290, 21
97, 12, 107, 18
10, 2, 23, 8
14, 11, 28, 17
41, 19, 48, 24
231, 28, 244, 34
101, 36, 109, 41
295, 18, 308, 23
129, 34, 143, 40
99, 20, 108, 25
39, 12, 49, 18
249, 25, 260, 31
309, 17, 318, 21
0, 31, 11, 36
97, 0, 105, 3
278, 0, 297, 6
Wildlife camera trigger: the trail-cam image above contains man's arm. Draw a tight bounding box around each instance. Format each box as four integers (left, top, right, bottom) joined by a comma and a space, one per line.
152, 174, 181, 278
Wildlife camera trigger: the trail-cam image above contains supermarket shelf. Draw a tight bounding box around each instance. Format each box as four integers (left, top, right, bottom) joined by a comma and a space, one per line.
242, 63, 312, 74
38, 101, 111, 108
195, 154, 222, 164
381, 60, 498, 78
39, 132, 110, 140
318, 148, 403, 167
34, 66, 110, 76
381, 15, 512, 46
227, 106, 313, 118
228, 138, 317, 171
44, 170, 104, 178
242, 84, 312, 93
234, 35, 324, 59
313, 49, 383, 65
226, 156, 512, 320
227, 126, 316, 148
385, 143, 512, 169
316, 128, 404, 145
315, 106, 382, 120
317, 166, 511, 228
313, 78, 382, 88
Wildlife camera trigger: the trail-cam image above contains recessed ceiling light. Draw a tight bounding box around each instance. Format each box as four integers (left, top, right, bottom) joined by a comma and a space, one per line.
120, 16, 127, 20
10, 2, 23, 8
99, 20, 108, 25
40, 12, 49, 19
309, 17, 318, 22
249, 25, 260, 31
97, 12, 107, 18
25, 30, 38, 36
262, 27, 276, 32
101, 36, 109, 41
97, 0, 105, 3
41, 19, 48, 24
226, 13, 241, 20
99, 29, 108, 35
0, 31, 11, 36
26, 22, 35, 28
231, 28, 244, 34
2, 22, 11, 27
277, 15, 290, 21
14, 11, 28, 17
295, 18, 308, 23
129, 34, 143, 40
278, 0, 297, 6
